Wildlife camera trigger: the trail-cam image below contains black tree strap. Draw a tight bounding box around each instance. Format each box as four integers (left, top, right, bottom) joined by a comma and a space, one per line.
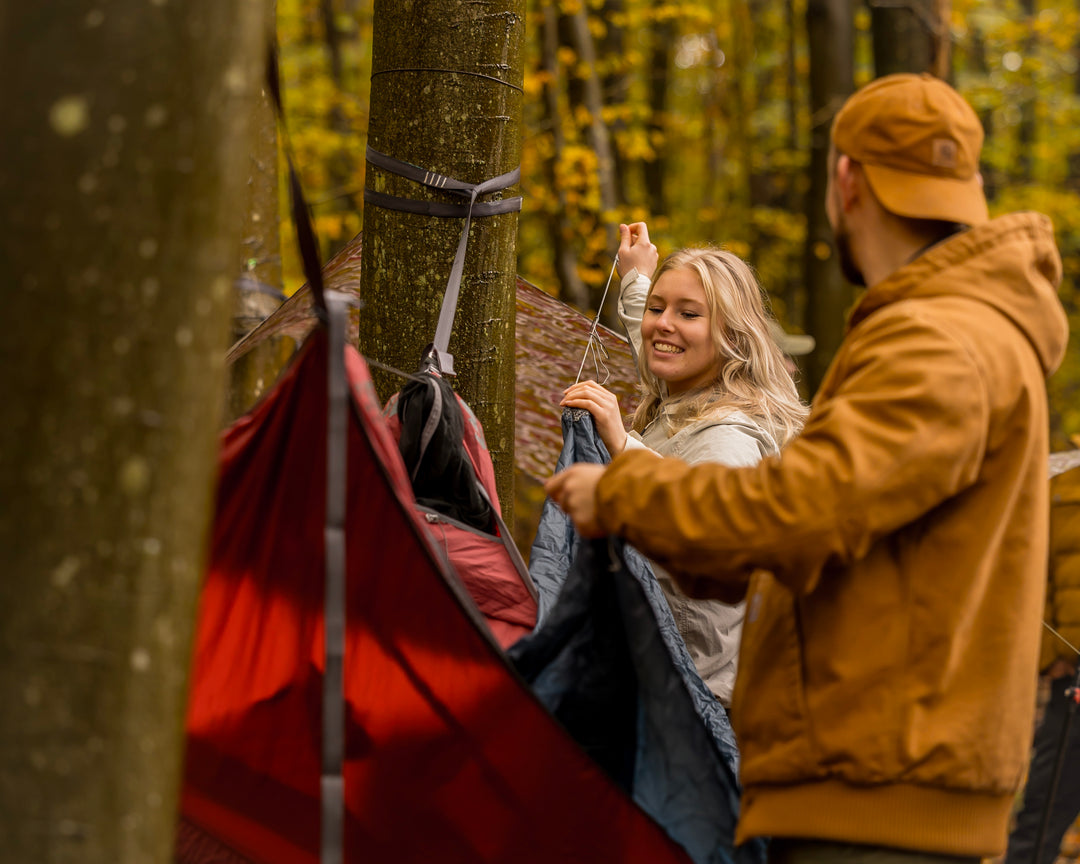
364, 144, 522, 375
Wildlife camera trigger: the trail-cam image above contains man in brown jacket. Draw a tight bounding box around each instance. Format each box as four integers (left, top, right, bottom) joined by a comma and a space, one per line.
547, 74, 1070, 862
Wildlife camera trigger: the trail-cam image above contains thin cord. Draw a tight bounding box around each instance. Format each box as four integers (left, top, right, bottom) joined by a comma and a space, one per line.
583, 337, 612, 386
1044, 620, 1080, 657
370, 67, 524, 93
594, 339, 612, 385
365, 356, 428, 385
575, 254, 619, 386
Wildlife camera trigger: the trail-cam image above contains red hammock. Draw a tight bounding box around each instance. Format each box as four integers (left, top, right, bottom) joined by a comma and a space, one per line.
178, 327, 692, 864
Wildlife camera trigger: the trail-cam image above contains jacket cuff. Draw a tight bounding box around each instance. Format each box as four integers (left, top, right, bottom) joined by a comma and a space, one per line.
596, 448, 663, 534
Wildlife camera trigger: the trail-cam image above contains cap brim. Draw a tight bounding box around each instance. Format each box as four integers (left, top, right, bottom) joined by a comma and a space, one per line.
768, 321, 815, 356
777, 333, 815, 356
863, 163, 989, 226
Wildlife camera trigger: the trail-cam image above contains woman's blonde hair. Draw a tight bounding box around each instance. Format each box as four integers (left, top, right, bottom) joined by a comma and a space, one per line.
631, 247, 809, 447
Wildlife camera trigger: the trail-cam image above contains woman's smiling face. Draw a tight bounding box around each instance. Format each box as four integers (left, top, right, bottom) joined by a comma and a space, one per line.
641, 267, 721, 395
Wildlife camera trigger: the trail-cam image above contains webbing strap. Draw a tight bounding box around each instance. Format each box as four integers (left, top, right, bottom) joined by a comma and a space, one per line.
320, 291, 349, 864
411, 374, 444, 483
362, 188, 522, 220
364, 145, 522, 375
365, 145, 521, 198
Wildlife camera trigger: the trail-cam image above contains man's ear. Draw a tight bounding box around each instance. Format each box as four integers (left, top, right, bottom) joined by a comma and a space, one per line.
835, 154, 860, 211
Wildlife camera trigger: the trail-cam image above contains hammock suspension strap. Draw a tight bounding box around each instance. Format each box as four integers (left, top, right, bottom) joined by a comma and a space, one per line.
364, 145, 522, 375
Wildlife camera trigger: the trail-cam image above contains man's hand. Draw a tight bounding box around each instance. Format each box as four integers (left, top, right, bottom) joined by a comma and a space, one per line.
545, 463, 609, 538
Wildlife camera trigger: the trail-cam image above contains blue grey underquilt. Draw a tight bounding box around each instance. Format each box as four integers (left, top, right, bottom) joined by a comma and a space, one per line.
509, 408, 767, 864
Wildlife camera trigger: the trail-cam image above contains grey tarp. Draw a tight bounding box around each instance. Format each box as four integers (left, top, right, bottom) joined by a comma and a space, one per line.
510, 408, 767, 864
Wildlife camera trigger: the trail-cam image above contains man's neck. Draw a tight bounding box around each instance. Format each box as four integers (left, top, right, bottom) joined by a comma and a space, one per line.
862, 219, 965, 288
905, 223, 966, 265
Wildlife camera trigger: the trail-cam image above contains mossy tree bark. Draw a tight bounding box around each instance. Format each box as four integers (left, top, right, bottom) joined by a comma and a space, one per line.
227, 11, 294, 425
360, 0, 525, 519
0, 1, 268, 861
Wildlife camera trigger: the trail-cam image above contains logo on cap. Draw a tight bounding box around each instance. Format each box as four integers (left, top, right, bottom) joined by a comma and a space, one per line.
932, 138, 958, 169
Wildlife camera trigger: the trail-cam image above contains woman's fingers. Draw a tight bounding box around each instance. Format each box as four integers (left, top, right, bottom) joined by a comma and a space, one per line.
561, 382, 628, 454
617, 222, 658, 279
561, 392, 612, 416
627, 221, 650, 246
617, 224, 634, 276
562, 381, 618, 406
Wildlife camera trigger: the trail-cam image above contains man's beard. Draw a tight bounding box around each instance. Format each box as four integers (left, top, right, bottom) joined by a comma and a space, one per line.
834, 222, 866, 287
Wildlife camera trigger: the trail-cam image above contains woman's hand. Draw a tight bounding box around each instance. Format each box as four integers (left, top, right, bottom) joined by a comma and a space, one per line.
616, 222, 659, 281
561, 381, 629, 456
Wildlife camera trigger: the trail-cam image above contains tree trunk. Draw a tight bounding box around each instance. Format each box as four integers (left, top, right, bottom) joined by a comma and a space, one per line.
870, 0, 950, 78
540, 2, 589, 310
782, 0, 804, 322
804, 0, 854, 393
645, 17, 675, 218
567, 7, 618, 230
1069, 33, 1080, 189
568, 4, 620, 324
969, 24, 999, 202
227, 42, 293, 425
1017, 0, 1036, 182
934, 0, 951, 80
786, 0, 800, 155
0, 1, 267, 862
600, 0, 629, 208
320, 0, 363, 231
360, 0, 524, 519
731, 0, 756, 217
703, 25, 726, 241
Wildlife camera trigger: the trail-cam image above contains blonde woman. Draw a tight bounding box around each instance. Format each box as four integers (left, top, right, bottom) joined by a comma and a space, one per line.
561, 222, 808, 706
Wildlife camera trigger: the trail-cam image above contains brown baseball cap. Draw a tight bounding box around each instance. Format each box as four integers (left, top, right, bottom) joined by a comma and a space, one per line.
831, 73, 989, 226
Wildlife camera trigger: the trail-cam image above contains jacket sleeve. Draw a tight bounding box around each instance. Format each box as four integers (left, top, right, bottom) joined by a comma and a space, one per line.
595, 309, 989, 597
622, 433, 655, 455
617, 271, 651, 377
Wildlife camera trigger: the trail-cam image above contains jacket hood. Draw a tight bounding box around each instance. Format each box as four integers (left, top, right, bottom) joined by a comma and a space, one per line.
643, 409, 780, 456
701, 411, 780, 456
849, 211, 1069, 376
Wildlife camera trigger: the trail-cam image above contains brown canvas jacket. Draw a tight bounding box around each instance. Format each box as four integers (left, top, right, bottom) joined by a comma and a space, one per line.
595, 212, 1069, 857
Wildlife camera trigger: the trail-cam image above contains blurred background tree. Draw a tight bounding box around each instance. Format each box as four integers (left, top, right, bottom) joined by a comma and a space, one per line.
0, 0, 269, 860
